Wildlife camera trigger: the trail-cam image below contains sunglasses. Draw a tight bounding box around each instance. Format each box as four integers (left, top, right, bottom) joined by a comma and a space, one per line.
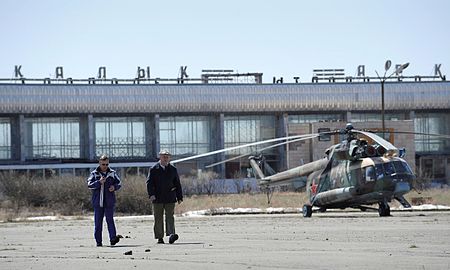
100, 163, 109, 166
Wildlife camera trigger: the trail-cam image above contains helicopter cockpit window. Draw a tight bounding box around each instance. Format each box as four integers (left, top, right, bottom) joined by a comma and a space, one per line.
383, 162, 395, 176
364, 166, 376, 182
392, 161, 413, 175
375, 164, 384, 179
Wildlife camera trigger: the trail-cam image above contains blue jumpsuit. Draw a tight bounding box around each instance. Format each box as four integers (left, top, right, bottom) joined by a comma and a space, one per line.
87, 167, 121, 245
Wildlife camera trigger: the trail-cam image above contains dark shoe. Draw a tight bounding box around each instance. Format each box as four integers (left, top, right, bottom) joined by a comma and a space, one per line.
110, 235, 121, 246
157, 238, 165, 244
169, 234, 179, 244
96, 243, 102, 247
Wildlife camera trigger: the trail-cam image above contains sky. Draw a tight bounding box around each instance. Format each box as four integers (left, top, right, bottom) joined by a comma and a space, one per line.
0, 0, 449, 83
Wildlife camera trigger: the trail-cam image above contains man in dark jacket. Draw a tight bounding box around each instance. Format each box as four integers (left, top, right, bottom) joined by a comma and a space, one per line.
146, 149, 183, 244
87, 155, 122, 247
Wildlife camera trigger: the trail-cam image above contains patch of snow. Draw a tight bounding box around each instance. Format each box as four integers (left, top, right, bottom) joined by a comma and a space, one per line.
394, 204, 450, 211
182, 210, 210, 217
25, 216, 60, 221
115, 215, 152, 220
4, 204, 450, 222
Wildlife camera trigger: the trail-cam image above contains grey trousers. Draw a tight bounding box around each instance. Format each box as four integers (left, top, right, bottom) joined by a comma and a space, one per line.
152, 202, 176, 239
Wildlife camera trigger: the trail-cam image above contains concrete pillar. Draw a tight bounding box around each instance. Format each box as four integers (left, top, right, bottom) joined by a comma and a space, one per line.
145, 115, 155, 159
276, 113, 288, 171
153, 114, 160, 157
87, 114, 95, 160
79, 116, 89, 160
212, 113, 225, 178
10, 116, 21, 161
20, 115, 29, 162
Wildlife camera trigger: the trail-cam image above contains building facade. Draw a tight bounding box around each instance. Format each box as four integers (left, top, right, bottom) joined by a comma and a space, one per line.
0, 79, 449, 184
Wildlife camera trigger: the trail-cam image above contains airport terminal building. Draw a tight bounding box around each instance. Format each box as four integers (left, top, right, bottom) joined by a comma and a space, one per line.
0, 69, 449, 185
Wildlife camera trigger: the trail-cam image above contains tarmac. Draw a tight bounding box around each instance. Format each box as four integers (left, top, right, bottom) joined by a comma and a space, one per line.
1, 211, 450, 270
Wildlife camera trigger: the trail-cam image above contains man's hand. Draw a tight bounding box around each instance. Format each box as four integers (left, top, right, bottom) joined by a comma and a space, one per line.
108, 185, 115, 192
177, 199, 183, 204
99, 176, 106, 184
149, 195, 156, 202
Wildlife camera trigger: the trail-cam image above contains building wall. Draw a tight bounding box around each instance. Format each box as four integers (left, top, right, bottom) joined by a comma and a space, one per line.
0, 81, 449, 183
1, 81, 449, 114
286, 123, 312, 169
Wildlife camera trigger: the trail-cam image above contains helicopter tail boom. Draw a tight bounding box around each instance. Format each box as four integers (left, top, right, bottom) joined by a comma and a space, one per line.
252, 158, 328, 188
263, 159, 328, 182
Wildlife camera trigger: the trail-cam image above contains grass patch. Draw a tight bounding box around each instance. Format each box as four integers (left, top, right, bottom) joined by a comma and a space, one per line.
1, 172, 449, 221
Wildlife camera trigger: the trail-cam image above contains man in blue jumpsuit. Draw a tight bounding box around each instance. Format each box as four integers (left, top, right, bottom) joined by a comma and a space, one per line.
87, 155, 122, 247
147, 149, 183, 244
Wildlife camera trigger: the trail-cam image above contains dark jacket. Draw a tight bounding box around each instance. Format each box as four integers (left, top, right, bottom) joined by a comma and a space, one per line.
87, 166, 121, 208
146, 162, 183, 203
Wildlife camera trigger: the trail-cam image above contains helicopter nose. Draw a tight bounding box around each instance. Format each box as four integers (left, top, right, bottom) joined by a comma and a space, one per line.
394, 181, 411, 195
390, 172, 414, 193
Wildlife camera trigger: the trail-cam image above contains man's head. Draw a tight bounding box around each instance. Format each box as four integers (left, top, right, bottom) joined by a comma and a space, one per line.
159, 149, 171, 166
99, 154, 109, 172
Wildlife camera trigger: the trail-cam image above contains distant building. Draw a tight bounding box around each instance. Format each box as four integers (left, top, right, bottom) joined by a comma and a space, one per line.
0, 73, 449, 185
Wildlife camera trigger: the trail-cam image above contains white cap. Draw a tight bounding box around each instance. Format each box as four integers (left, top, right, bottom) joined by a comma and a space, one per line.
159, 149, 171, 155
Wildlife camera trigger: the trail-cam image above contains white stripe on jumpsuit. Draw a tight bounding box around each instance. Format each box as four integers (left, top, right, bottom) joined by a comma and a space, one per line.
99, 172, 114, 208
99, 181, 104, 207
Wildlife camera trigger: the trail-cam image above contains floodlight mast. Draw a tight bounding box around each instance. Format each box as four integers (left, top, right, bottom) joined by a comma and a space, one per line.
376, 61, 409, 137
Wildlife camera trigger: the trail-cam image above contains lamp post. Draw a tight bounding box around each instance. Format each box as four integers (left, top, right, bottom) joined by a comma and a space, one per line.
376, 60, 409, 137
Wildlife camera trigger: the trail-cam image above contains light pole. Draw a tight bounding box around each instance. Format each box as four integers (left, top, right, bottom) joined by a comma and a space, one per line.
376, 60, 409, 137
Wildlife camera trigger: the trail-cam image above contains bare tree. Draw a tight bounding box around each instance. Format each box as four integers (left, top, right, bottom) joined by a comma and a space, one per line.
197, 171, 219, 196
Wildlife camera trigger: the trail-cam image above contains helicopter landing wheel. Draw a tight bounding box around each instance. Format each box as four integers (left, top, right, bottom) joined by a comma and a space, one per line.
302, 204, 312, 218
378, 202, 391, 217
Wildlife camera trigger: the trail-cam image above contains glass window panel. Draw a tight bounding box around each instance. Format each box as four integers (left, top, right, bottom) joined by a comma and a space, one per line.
288, 114, 343, 124
26, 117, 80, 159
159, 116, 211, 155
224, 115, 275, 155
351, 113, 405, 122
176, 121, 191, 143
414, 113, 450, 153
95, 117, 146, 158
0, 118, 11, 159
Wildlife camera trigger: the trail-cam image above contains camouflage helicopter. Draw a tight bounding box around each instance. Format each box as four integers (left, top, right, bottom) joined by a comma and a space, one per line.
248, 123, 415, 217
171, 123, 446, 217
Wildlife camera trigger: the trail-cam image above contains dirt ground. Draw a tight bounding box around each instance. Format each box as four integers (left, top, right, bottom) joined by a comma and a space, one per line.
1, 211, 450, 270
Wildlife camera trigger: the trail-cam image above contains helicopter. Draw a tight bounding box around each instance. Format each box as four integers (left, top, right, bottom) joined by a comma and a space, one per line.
171, 123, 447, 218
248, 123, 416, 217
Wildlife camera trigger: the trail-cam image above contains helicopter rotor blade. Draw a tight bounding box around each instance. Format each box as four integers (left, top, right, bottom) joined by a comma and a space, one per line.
353, 129, 450, 156
205, 135, 318, 168
375, 130, 450, 139
352, 129, 398, 153
171, 132, 335, 164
